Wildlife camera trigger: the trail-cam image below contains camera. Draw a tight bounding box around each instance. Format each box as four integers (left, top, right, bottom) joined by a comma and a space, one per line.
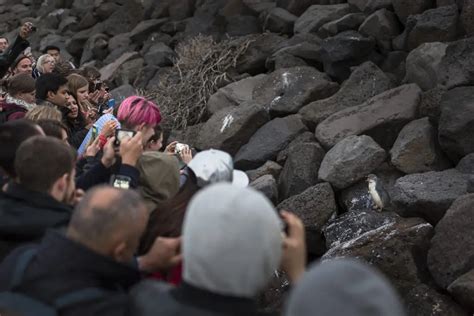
175, 143, 189, 155
114, 129, 136, 147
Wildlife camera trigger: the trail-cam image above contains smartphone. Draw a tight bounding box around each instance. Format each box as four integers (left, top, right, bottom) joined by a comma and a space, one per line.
114, 129, 136, 147
107, 98, 115, 108
91, 126, 98, 140
110, 175, 132, 190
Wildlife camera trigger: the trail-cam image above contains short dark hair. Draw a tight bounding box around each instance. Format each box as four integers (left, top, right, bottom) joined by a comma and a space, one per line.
148, 125, 163, 143
15, 136, 76, 192
0, 120, 43, 177
35, 73, 68, 101
6, 73, 35, 96
43, 45, 60, 54
0, 36, 9, 44
36, 119, 67, 140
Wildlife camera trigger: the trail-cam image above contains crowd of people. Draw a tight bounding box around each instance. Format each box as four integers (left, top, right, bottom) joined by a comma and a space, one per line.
0, 23, 408, 315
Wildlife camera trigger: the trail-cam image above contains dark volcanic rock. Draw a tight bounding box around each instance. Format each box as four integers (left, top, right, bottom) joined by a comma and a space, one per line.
359, 9, 401, 52
448, 269, 474, 312
319, 13, 367, 38
276, 132, 317, 164
246, 161, 283, 183
262, 7, 297, 35
318, 135, 386, 190
392, 169, 469, 224
456, 153, 474, 174
392, 0, 436, 24
319, 31, 375, 63
437, 37, 474, 89
406, 284, 469, 316
251, 174, 279, 204
348, 0, 392, 13
294, 4, 351, 34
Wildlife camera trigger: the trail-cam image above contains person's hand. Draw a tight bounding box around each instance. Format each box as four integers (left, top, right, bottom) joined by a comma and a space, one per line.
103, 107, 114, 115
19, 22, 34, 39
100, 120, 118, 137
137, 237, 182, 273
85, 137, 101, 157
179, 146, 193, 164
101, 137, 116, 168
89, 90, 101, 105
164, 141, 178, 155
120, 132, 143, 166
71, 189, 85, 206
280, 210, 307, 284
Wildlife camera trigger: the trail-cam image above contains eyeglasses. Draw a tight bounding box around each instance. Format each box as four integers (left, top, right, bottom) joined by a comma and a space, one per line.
44, 60, 55, 65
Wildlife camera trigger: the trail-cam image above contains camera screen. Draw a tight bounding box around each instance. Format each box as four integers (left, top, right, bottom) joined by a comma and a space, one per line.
117, 130, 135, 142
113, 179, 130, 190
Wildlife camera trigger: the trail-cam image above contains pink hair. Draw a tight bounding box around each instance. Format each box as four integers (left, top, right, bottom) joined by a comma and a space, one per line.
117, 96, 162, 128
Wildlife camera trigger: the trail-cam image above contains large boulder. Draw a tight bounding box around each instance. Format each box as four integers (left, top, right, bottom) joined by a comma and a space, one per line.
392, 0, 436, 24
277, 0, 347, 16
226, 15, 261, 37
404, 42, 448, 91
235, 115, 307, 170
428, 194, 474, 288
316, 84, 422, 149
406, 284, 469, 316
246, 161, 283, 183
276, 131, 317, 164
80, 33, 109, 65
392, 169, 470, 224
323, 216, 434, 294
448, 269, 474, 312
278, 183, 337, 255
262, 7, 297, 35
129, 18, 168, 43
253, 67, 339, 116
102, 1, 144, 36
406, 5, 459, 51
294, 4, 351, 34
348, 0, 392, 13
419, 85, 447, 125
438, 87, 474, 163
319, 13, 367, 38
110, 84, 137, 105
250, 174, 279, 204
319, 135, 386, 190
461, 0, 474, 36
278, 142, 326, 200
100, 52, 139, 82
456, 153, 474, 174
319, 30, 375, 63
359, 9, 401, 52
207, 74, 267, 115
184, 0, 227, 39
299, 61, 393, 130
390, 117, 451, 174
437, 37, 474, 89
323, 211, 399, 249
195, 102, 270, 155
143, 43, 176, 67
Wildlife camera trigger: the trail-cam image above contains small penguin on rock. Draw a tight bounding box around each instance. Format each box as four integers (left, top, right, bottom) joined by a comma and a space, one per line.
366, 174, 390, 212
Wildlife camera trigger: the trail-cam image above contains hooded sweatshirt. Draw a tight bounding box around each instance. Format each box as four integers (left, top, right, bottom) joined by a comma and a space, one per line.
284, 259, 406, 316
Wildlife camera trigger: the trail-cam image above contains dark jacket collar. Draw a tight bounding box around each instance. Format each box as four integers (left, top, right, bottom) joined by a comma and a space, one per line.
36, 231, 141, 290
172, 281, 259, 315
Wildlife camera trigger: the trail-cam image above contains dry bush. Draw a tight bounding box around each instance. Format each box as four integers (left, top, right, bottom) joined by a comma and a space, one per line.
143, 35, 256, 130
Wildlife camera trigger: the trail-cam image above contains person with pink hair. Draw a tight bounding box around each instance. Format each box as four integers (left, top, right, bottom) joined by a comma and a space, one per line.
117, 96, 162, 145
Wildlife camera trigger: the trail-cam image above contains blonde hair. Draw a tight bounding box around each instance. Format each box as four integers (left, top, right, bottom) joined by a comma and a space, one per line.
67, 73, 93, 113
25, 105, 62, 122
36, 54, 54, 74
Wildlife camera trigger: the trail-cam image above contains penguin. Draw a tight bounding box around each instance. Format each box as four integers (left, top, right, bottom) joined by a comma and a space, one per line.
366, 174, 390, 211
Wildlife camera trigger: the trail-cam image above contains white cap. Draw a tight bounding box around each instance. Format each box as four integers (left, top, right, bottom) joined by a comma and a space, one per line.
187, 149, 249, 188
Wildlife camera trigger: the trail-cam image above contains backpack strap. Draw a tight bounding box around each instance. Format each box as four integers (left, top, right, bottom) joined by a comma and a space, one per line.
54, 288, 109, 310
10, 248, 38, 289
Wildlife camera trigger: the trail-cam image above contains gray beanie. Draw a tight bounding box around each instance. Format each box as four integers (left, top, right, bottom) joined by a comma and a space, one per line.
182, 183, 283, 298
285, 258, 406, 316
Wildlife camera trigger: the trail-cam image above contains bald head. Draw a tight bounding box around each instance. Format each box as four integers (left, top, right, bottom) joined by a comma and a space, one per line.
67, 186, 148, 263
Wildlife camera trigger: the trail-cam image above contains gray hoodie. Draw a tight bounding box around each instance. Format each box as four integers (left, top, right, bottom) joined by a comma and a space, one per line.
284, 258, 406, 316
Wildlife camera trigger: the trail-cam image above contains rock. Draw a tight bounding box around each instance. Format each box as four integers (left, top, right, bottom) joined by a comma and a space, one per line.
348, 0, 392, 13
59, 16, 78, 33
268, 41, 323, 69
406, 5, 459, 51
100, 52, 139, 82
278, 142, 326, 200
294, 4, 351, 34
359, 9, 401, 52
468, 175, 474, 193
184, 0, 227, 39
129, 18, 168, 43
143, 43, 176, 67
323, 216, 434, 294
438, 87, 474, 163
323, 211, 399, 248
80, 33, 109, 65
392, 169, 469, 223
406, 284, 469, 316
437, 37, 474, 89
161, 20, 188, 35
104, 33, 136, 64
112, 58, 144, 88
456, 153, 474, 174
419, 85, 447, 125
277, 0, 346, 16
196, 102, 270, 155
315, 84, 422, 149
390, 118, 451, 174
267, 53, 308, 70
243, 0, 277, 15
102, 1, 144, 36
318, 13, 367, 38
207, 74, 267, 114
250, 175, 279, 204
404, 42, 448, 91
338, 162, 403, 212
110, 84, 137, 105
246, 161, 283, 183
278, 183, 337, 255
276, 132, 317, 164
262, 7, 297, 35
96, 2, 119, 21
428, 194, 474, 288
226, 15, 261, 37
448, 269, 474, 312
300, 62, 393, 130
380, 51, 407, 84
134, 66, 159, 89
236, 33, 287, 75
318, 135, 386, 189
461, 0, 474, 36
235, 115, 307, 170
252, 66, 339, 116
392, 0, 436, 24
319, 31, 375, 63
